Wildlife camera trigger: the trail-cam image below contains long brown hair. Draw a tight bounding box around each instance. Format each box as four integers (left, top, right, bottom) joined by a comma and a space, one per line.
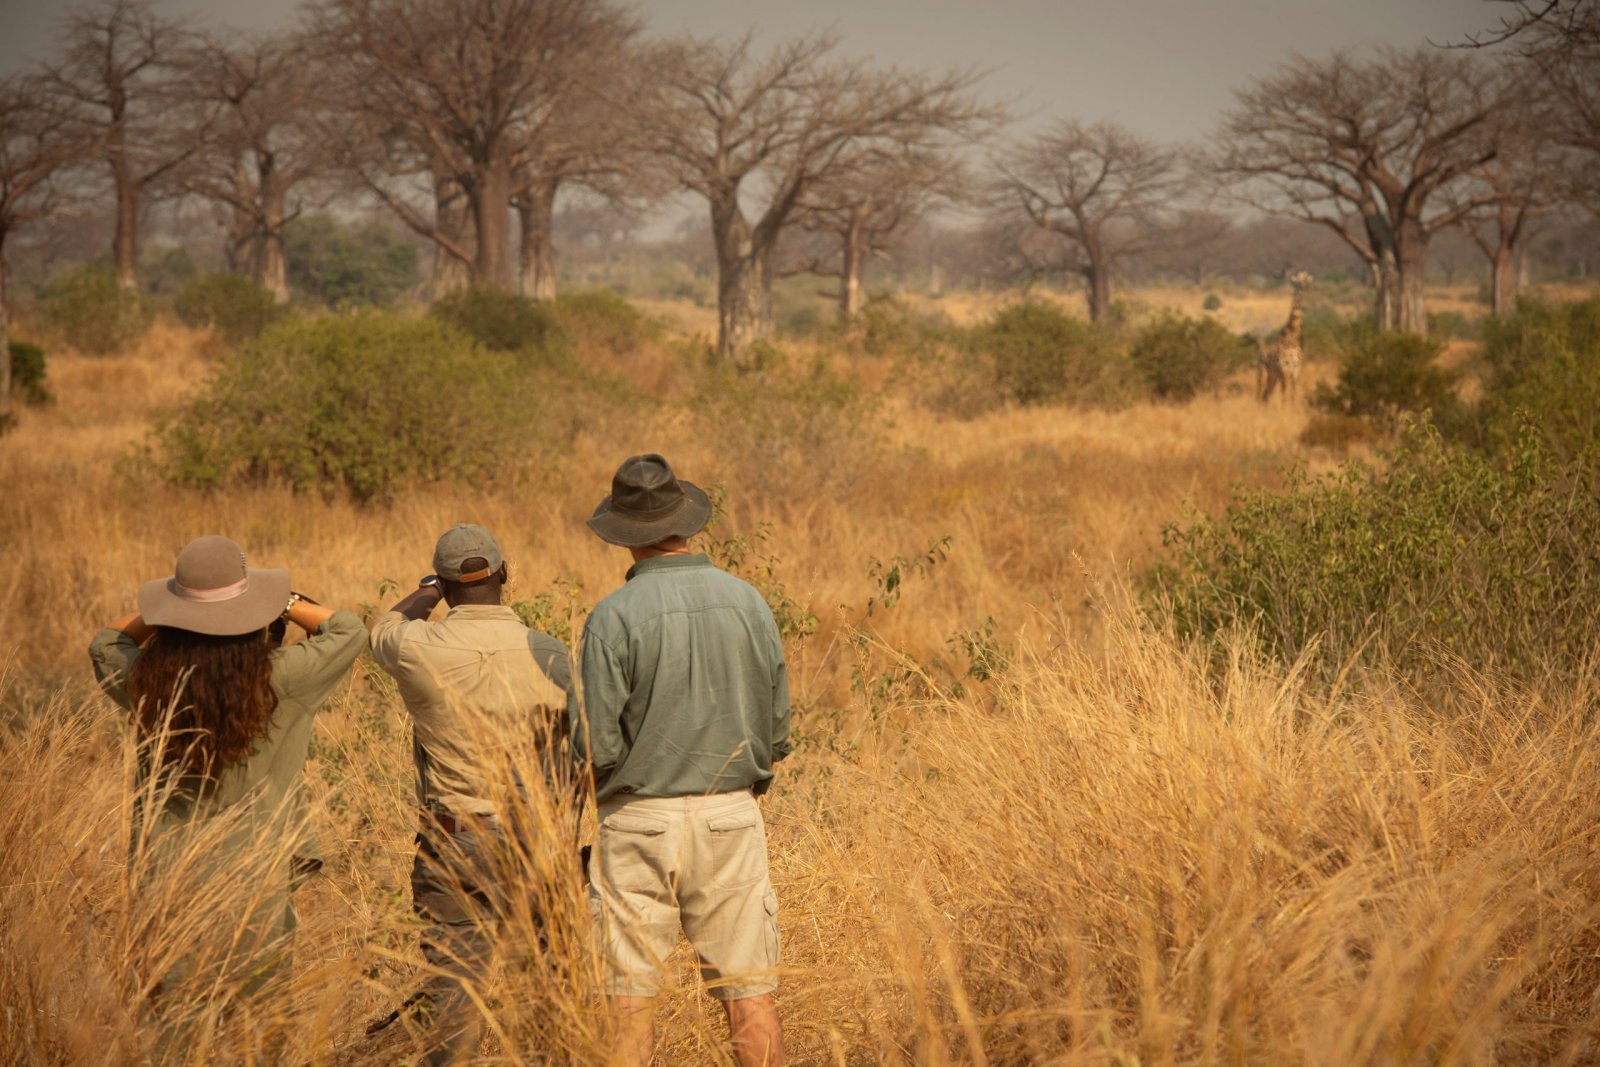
128, 627, 279, 777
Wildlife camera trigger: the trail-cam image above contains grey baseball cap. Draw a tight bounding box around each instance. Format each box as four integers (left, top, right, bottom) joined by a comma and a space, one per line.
432, 524, 504, 582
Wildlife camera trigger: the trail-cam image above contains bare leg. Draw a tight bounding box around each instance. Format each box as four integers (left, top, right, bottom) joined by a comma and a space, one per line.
611, 995, 655, 1067
723, 994, 784, 1067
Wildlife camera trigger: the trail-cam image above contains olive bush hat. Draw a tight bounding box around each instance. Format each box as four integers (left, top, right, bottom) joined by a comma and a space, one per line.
138, 535, 292, 636
587, 453, 712, 548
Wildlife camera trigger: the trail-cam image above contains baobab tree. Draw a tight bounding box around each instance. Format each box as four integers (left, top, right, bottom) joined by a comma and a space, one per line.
1212, 48, 1504, 334
1458, 85, 1570, 315
0, 76, 84, 428
308, 0, 635, 293
991, 119, 1185, 322
179, 32, 325, 303
45, 0, 206, 289
787, 143, 978, 321
634, 33, 991, 366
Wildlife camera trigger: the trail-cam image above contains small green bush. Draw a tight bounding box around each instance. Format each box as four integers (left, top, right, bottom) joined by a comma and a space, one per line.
1147, 420, 1600, 684
286, 215, 419, 307
1202, 293, 1223, 312
174, 274, 284, 345
968, 301, 1132, 408
693, 363, 881, 491
1427, 309, 1478, 341
431, 287, 561, 356
1129, 314, 1251, 402
142, 245, 202, 295
1298, 306, 1363, 363
1309, 328, 1461, 431
8, 341, 53, 405
552, 289, 659, 355
1474, 296, 1600, 457
42, 265, 153, 355
149, 312, 529, 505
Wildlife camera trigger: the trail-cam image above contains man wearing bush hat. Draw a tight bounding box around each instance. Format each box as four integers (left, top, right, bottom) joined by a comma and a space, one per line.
368, 523, 574, 1064
572, 454, 791, 1067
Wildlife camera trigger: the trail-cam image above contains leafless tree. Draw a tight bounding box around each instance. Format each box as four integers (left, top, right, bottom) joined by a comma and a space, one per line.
45, 0, 209, 289
633, 33, 992, 366
1454, 81, 1573, 314
308, 0, 635, 293
785, 141, 979, 320
991, 120, 1185, 322
1212, 48, 1505, 334
0, 75, 86, 428
178, 32, 326, 303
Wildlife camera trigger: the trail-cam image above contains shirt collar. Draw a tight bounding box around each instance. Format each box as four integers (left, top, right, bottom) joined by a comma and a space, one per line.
443, 603, 522, 620
625, 552, 711, 582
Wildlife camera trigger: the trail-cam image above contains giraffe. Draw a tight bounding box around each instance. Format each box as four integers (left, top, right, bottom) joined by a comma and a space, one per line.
1258, 270, 1314, 403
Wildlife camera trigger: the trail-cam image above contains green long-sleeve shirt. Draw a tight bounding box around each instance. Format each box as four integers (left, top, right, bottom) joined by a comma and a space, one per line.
570, 553, 791, 801
88, 611, 366, 856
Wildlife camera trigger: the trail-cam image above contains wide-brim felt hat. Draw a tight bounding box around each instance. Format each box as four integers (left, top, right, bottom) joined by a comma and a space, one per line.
137, 535, 291, 636
587, 453, 712, 548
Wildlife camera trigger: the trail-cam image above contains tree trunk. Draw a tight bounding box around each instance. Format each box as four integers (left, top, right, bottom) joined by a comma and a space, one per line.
257, 168, 290, 305
0, 242, 12, 431
471, 152, 514, 291
1370, 258, 1400, 332
840, 209, 866, 320
1080, 229, 1111, 322
516, 178, 558, 303
1491, 242, 1517, 317
111, 149, 140, 290
1394, 221, 1429, 335
711, 200, 773, 368
431, 178, 471, 298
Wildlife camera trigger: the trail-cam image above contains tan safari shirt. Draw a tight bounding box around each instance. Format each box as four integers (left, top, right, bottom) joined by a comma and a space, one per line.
369, 604, 571, 816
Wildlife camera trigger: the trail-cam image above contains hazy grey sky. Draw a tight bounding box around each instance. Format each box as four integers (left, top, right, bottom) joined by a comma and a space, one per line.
0, 0, 1507, 142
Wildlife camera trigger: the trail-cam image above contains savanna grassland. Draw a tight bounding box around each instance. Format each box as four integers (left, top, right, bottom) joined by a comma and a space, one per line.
4, 282, 1600, 1066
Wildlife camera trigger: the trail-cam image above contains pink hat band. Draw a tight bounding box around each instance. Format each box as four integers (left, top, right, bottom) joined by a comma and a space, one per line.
172, 577, 251, 603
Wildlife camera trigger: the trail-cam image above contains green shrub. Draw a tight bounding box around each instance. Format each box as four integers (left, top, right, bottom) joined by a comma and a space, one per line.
968, 301, 1132, 408
8, 341, 53, 405
42, 265, 153, 355
1427, 309, 1478, 341
692, 363, 881, 491
1309, 328, 1461, 431
141, 245, 202, 295
286, 215, 419, 306
552, 289, 659, 356
431, 287, 561, 356
174, 274, 284, 345
1298, 306, 1363, 363
1147, 420, 1600, 684
1129, 313, 1251, 402
149, 312, 529, 504
1474, 297, 1600, 457
1202, 293, 1223, 312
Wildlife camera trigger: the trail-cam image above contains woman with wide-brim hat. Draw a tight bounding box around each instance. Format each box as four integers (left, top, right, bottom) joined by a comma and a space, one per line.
88, 535, 365, 1009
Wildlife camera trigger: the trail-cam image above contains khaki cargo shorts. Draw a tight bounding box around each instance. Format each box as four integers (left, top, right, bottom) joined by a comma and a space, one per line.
589, 790, 779, 1000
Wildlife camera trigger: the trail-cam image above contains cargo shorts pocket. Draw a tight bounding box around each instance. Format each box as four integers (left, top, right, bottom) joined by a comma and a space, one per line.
707, 810, 764, 888
599, 812, 668, 891
762, 886, 781, 975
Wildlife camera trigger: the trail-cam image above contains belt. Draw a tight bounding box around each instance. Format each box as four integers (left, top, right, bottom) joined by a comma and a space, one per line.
422, 806, 496, 835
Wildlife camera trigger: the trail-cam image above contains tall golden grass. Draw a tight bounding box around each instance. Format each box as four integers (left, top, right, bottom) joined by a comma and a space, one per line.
4, 293, 1598, 1064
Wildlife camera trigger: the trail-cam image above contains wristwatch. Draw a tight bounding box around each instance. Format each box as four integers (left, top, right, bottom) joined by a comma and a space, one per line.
419, 575, 443, 593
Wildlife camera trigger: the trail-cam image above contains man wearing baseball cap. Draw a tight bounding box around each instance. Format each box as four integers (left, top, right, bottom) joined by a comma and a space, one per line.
571, 455, 791, 1067
368, 523, 574, 1064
